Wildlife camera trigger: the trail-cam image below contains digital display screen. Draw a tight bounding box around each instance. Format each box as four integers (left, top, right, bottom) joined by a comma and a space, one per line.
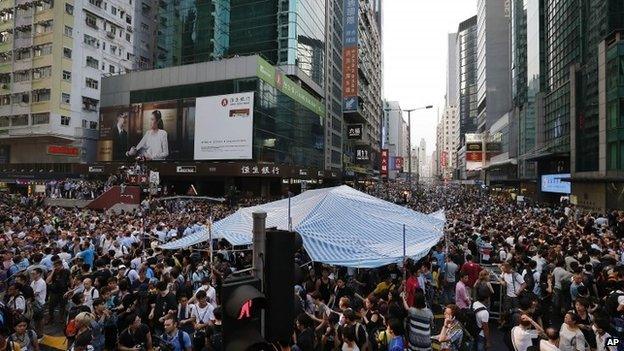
541, 173, 571, 194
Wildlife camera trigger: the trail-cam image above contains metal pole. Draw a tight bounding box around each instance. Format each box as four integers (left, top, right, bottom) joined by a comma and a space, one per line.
252, 211, 267, 282
407, 110, 412, 187
403, 224, 407, 282
288, 191, 292, 231
208, 215, 214, 266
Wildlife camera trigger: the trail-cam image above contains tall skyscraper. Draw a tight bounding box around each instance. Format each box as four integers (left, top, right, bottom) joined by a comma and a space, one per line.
342, 0, 382, 178
0, 0, 146, 163
324, 0, 344, 171
446, 33, 458, 106
455, 15, 478, 179
476, 0, 512, 132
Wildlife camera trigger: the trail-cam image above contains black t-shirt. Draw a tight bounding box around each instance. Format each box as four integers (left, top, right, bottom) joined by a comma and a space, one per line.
93, 269, 112, 288
118, 324, 150, 348
153, 293, 177, 323
335, 286, 355, 301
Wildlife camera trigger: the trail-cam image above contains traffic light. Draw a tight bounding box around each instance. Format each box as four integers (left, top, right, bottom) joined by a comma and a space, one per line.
264, 229, 302, 344
220, 276, 272, 351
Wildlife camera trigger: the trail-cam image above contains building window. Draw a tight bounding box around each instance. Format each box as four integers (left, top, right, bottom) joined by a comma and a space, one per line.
126, 33, 131, 42
83, 34, 98, 47
13, 93, 29, 104
85, 77, 98, 89
14, 70, 30, 82
33, 43, 52, 57
63, 47, 72, 59
111, 6, 116, 15
61, 93, 70, 104
32, 66, 51, 80
62, 70, 71, 81
82, 96, 98, 111
11, 115, 28, 126
109, 65, 115, 74
86, 14, 98, 29
86, 56, 99, 69
32, 89, 51, 102
0, 116, 8, 127
82, 119, 87, 128
65, 3, 73, 14
126, 15, 132, 24
88, 0, 102, 8
0, 12, 13, 22
34, 20, 53, 34
61, 115, 71, 126
64, 25, 73, 37
32, 112, 50, 125
90, 121, 98, 129
0, 94, 10, 106
15, 48, 31, 60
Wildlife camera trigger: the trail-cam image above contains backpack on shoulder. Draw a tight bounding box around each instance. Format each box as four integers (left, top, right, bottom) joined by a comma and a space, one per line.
458, 302, 486, 341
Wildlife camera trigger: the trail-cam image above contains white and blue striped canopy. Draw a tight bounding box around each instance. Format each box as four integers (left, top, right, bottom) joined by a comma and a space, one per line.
160, 185, 445, 268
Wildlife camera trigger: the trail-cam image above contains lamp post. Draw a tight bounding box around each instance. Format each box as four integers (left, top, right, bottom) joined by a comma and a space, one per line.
384, 105, 433, 187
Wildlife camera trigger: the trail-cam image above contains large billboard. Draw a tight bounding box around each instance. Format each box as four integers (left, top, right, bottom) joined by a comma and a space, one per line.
195, 92, 254, 160
541, 174, 571, 194
342, 0, 359, 112
98, 92, 254, 161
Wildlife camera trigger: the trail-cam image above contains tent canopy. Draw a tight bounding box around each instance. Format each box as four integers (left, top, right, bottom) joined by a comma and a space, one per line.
160, 185, 445, 268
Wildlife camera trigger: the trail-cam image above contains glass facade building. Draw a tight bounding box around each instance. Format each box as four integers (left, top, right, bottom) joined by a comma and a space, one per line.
156, 0, 230, 67
155, 0, 326, 88
543, 0, 581, 154
457, 16, 478, 146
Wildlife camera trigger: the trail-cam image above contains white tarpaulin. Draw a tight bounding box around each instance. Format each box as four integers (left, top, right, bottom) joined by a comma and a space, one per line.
160, 185, 445, 268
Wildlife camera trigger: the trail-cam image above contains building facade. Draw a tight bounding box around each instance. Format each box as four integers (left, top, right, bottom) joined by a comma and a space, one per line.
476, 0, 512, 133
0, 0, 144, 164
324, 0, 344, 172
382, 100, 408, 179
437, 105, 458, 180
342, 0, 382, 179
454, 15, 478, 179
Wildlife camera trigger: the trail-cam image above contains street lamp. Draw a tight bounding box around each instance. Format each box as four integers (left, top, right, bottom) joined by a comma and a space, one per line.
384, 105, 433, 186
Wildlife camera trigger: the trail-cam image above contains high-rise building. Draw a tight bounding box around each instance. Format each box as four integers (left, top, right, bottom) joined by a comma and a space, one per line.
382, 100, 408, 179
476, 0, 512, 132
0, 0, 145, 163
342, 0, 382, 179
446, 33, 458, 106
455, 15, 478, 179
437, 105, 458, 180
324, 0, 344, 172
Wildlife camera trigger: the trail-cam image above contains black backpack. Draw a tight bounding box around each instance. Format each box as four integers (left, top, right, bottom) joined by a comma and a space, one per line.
606, 291, 624, 317
458, 302, 487, 340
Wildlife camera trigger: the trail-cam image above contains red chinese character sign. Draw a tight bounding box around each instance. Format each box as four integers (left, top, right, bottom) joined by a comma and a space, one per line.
394, 156, 404, 171
380, 149, 389, 178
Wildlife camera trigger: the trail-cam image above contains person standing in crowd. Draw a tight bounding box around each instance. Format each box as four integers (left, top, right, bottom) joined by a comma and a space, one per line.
403, 292, 433, 351
160, 316, 192, 351
455, 271, 471, 309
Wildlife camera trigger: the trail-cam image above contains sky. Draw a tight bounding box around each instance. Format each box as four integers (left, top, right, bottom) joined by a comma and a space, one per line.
382, 0, 476, 155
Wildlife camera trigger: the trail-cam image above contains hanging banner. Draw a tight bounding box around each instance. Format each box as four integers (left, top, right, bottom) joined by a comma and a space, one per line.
394, 156, 404, 171
380, 149, 389, 178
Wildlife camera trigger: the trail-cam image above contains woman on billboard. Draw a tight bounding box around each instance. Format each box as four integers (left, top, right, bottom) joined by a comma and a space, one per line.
126, 110, 169, 160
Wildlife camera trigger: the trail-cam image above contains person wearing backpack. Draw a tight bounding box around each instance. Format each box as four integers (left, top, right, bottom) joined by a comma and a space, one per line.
521, 260, 540, 299
499, 263, 526, 326
472, 293, 490, 351
160, 317, 191, 351
7, 316, 38, 351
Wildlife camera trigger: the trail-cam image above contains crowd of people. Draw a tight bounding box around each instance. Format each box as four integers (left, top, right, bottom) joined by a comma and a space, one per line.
0, 181, 623, 351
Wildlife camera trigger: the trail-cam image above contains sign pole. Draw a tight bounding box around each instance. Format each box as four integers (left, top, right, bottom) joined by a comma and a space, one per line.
288, 191, 292, 231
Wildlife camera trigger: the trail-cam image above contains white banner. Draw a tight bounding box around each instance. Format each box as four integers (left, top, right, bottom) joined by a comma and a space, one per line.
194, 92, 254, 160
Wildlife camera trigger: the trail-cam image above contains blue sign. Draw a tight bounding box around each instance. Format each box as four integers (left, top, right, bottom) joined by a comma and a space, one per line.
541, 173, 571, 194
343, 0, 359, 47
343, 97, 358, 111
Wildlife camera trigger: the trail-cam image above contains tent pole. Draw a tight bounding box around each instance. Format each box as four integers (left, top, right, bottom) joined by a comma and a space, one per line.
403, 224, 406, 282
288, 191, 292, 231
209, 215, 213, 267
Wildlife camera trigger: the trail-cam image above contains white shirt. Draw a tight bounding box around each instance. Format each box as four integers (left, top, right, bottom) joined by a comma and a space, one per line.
134, 129, 168, 160
8, 295, 26, 313
502, 272, 525, 298
31, 278, 47, 306
559, 324, 586, 351
473, 301, 489, 337
83, 287, 99, 310
512, 326, 539, 351
191, 303, 215, 324
540, 339, 560, 351
195, 285, 217, 307
594, 326, 616, 351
